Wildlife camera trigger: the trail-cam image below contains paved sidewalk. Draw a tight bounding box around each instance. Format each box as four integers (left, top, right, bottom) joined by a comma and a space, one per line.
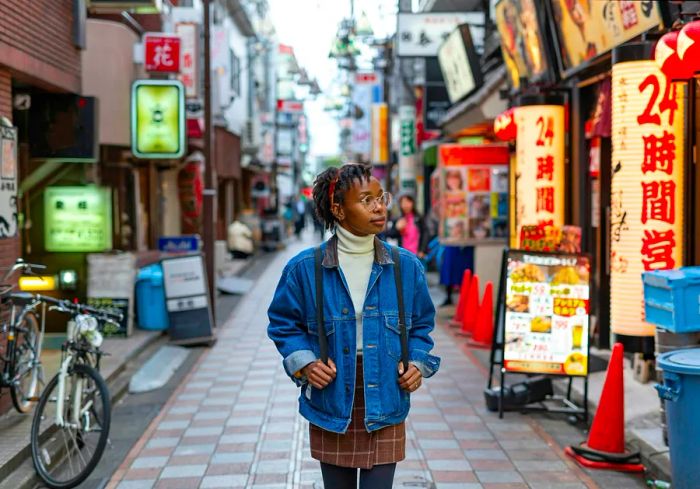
107, 239, 638, 489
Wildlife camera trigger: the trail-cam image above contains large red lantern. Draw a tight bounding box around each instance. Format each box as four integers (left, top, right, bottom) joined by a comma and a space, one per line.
494, 108, 517, 141
677, 20, 700, 76
655, 31, 694, 81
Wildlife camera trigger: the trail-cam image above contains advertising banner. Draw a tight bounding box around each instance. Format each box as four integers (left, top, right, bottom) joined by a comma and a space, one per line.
495, 0, 553, 90
610, 59, 684, 337
352, 72, 380, 160
550, 0, 663, 76
503, 250, 591, 376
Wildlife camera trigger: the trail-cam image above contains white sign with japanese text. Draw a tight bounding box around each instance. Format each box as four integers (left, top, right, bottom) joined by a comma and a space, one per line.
397, 12, 484, 57
176, 22, 198, 98
0, 127, 17, 238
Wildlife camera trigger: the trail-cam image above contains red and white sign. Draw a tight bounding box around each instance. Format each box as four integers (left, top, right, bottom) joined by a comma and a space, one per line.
276, 99, 303, 113
175, 23, 198, 98
144, 33, 181, 73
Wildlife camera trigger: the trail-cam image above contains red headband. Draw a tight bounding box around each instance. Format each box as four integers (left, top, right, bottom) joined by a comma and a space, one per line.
328, 177, 339, 204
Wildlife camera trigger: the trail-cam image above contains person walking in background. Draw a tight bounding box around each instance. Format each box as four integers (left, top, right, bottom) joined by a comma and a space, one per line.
226, 218, 254, 259
439, 245, 474, 306
385, 193, 425, 256
267, 164, 440, 489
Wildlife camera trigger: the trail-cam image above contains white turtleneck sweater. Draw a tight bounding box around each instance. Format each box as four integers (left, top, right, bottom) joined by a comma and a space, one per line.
335, 226, 375, 353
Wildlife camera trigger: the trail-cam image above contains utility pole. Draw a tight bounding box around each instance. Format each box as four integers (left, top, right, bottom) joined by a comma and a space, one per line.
202, 0, 216, 318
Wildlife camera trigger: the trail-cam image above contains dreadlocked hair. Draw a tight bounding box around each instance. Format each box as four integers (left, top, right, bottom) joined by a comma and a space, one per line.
312, 163, 372, 230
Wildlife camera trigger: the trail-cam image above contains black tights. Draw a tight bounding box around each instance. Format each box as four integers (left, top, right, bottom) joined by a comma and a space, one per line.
320, 462, 396, 489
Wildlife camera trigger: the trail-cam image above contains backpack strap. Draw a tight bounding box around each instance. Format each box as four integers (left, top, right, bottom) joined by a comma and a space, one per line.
391, 247, 409, 373
314, 246, 328, 364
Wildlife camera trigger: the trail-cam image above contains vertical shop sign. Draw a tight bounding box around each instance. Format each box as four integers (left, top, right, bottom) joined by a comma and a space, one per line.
611, 60, 684, 337
399, 105, 417, 191
175, 22, 198, 98
0, 126, 17, 238
352, 72, 379, 160
370, 103, 388, 164
514, 105, 566, 244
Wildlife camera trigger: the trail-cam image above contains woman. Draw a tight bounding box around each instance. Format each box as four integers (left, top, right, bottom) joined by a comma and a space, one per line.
386, 194, 425, 256
268, 164, 440, 489
439, 245, 474, 306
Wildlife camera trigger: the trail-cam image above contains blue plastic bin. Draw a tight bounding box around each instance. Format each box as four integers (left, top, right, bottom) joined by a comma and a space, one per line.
135, 264, 169, 331
656, 349, 700, 489
642, 267, 700, 333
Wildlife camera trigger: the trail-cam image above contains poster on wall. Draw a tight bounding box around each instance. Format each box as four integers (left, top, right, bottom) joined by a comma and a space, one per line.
503, 249, 591, 376
0, 126, 18, 239
495, 0, 553, 90
550, 0, 663, 76
438, 144, 509, 245
610, 59, 684, 338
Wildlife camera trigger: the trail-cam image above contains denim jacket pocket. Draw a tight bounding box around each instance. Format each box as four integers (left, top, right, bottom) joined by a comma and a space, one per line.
383, 315, 411, 361
305, 320, 336, 414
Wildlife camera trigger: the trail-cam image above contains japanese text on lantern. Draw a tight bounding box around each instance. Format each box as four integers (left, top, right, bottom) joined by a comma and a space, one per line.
610, 59, 684, 337
514, 105, 565, 245
637, 75, 678, 271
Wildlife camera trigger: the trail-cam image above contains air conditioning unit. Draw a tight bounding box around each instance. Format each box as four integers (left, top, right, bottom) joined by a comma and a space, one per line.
242, 118, 259, 155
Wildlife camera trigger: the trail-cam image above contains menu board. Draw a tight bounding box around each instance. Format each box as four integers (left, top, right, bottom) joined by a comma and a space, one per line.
503, 250, 590, 376
438, 144, 509, 245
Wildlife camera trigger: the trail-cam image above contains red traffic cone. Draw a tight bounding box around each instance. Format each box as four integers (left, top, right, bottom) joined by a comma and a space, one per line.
449, 270, 472, 327
458, 274, 479, 336
565, 343, 645, 472
468, 281, 494, 349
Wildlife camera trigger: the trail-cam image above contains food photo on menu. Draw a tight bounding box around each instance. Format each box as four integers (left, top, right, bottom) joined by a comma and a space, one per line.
503, 252, 591, 377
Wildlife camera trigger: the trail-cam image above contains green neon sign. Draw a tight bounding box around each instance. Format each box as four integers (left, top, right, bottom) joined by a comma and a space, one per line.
131, 79, 185, 159
45, 186, 112, 252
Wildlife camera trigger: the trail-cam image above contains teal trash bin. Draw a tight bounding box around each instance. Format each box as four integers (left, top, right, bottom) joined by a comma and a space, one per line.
656, 348, 700, 489
135, 264, 169, 331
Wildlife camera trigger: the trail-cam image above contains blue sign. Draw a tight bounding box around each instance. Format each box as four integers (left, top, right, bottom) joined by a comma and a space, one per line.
158, 235, 200, 253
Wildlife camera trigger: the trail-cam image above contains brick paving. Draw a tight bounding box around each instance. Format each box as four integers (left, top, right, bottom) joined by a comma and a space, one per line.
106, 239, 639, 489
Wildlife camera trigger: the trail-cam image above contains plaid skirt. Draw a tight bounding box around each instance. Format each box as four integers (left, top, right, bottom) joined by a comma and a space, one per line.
309, 355, 406, 469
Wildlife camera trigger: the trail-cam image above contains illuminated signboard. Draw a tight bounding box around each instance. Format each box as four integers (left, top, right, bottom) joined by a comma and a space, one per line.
504, 250, 591, 376
611, 58, 684, 337
45, 187, 112, 252
550, 0, 663, 76
371, 103, 388, 165
514, 105, 566, 245
494, 0, 552, 90
131, 80, 185, 159
438, 144, 509, 245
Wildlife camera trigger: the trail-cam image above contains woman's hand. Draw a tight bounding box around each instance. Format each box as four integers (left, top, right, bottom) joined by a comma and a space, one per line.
302, 358, 337, 389
396, 218, 407, 232
398, 362, 422, 392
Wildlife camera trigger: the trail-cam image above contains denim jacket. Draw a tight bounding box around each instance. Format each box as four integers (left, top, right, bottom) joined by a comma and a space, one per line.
267, 235, 441, 433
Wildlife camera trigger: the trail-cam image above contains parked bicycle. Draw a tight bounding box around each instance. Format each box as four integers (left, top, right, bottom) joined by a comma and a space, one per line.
0, 258, 49, 413
30, 296, 122, 489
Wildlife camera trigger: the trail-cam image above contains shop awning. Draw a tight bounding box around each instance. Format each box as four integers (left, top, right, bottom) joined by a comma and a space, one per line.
440, 65, 508, 137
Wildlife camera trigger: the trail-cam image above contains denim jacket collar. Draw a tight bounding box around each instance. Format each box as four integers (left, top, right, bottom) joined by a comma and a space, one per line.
322, 233, 394, 268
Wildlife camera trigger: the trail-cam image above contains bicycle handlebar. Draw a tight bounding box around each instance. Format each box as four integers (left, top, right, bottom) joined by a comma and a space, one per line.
39, 295, 123, 322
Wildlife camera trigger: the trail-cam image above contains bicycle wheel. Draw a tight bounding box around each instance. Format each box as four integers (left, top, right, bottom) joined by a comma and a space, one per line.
10, 311, 41, 413
31, 363, 111, 489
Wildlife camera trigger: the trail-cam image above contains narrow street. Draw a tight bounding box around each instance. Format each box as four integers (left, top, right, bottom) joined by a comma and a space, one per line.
104, 235, 648, 489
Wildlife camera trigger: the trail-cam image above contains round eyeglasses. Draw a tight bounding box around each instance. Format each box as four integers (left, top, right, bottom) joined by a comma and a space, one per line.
359, 192, 393, 211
